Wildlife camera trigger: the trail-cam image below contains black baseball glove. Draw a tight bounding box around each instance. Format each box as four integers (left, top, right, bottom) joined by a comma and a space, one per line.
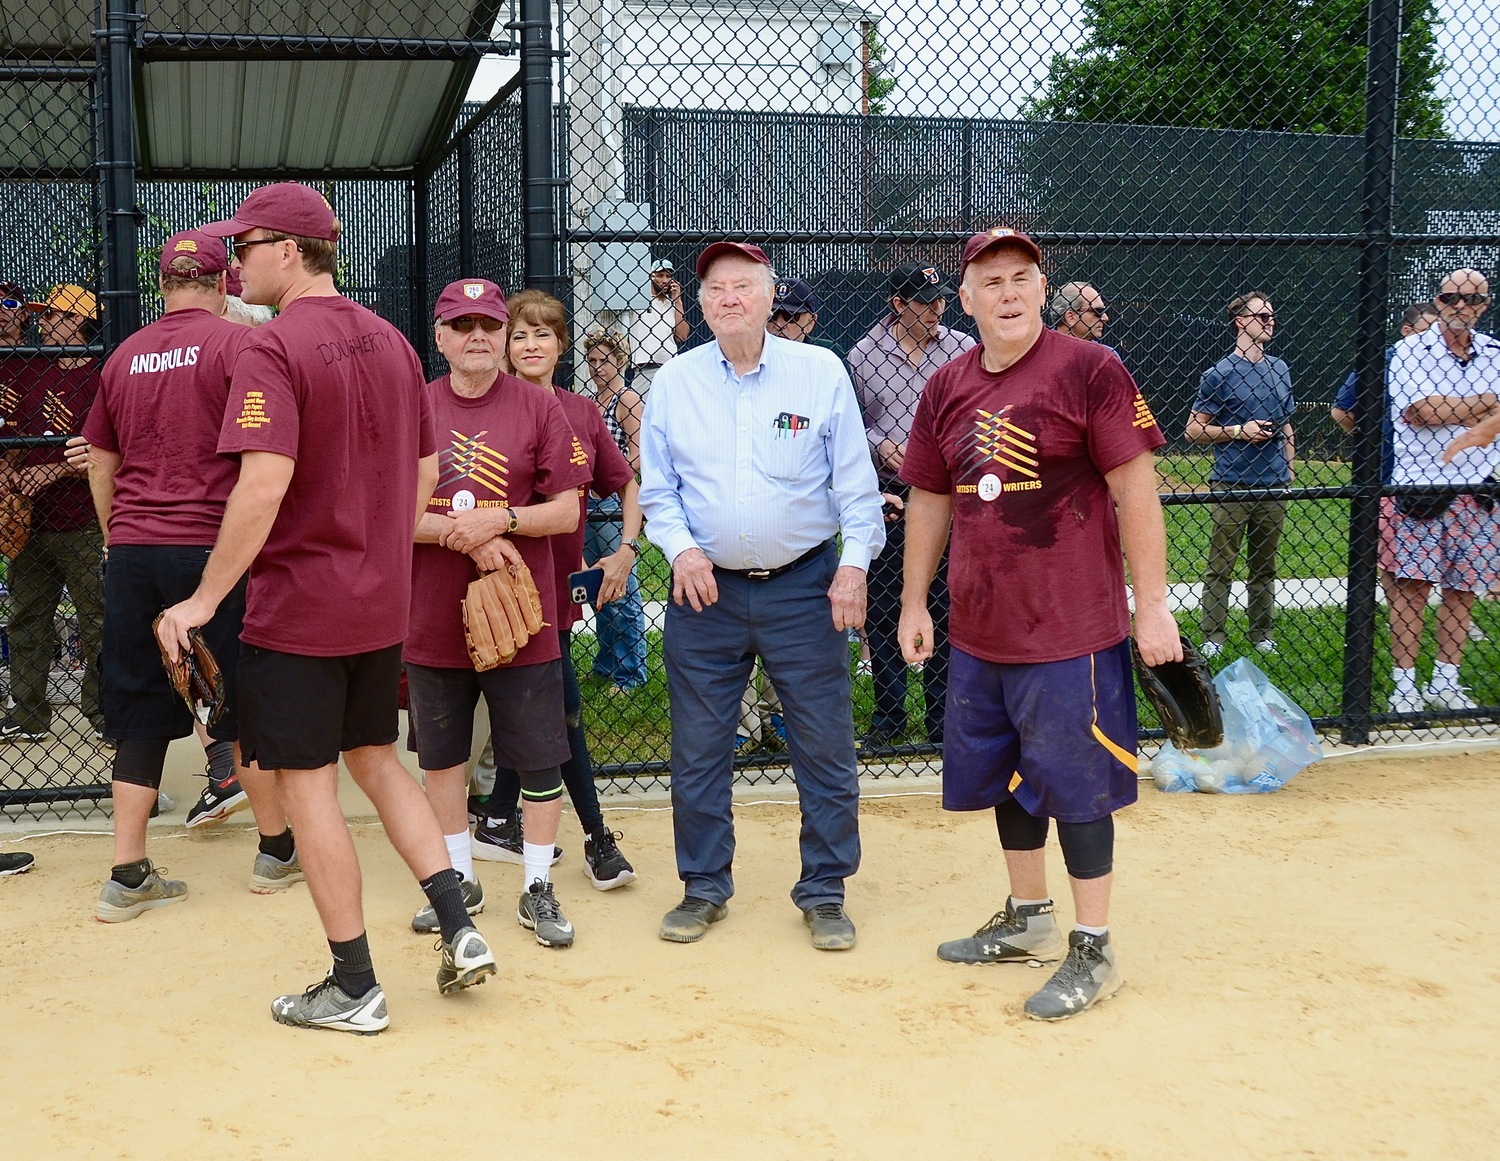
1131, 635, 1224, 751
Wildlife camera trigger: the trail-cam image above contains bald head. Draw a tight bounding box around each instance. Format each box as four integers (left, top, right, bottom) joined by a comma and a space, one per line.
1435, 267, 1491, 334
1051, 280, 1108, 340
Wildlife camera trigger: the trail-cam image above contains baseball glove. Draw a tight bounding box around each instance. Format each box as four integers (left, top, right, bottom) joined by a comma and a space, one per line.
151, 612, 228, 726
462, 561, 547, 671
1131, 635, 1224, 751
0, 492, 32, 559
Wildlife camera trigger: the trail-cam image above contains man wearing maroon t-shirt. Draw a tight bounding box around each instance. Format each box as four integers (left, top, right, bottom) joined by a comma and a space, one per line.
156, 183, 496, 1035
84, 230, 298, 922
1, 284, 105, 745
899, 227, 1180, 1022
403, 279, 590, 947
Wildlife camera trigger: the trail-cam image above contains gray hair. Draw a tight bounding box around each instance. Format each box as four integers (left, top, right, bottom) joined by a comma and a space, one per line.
1048, 280, 1094, 325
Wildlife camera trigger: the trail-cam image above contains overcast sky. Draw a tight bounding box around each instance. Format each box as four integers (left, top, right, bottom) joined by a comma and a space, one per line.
468, 0, 1498, 141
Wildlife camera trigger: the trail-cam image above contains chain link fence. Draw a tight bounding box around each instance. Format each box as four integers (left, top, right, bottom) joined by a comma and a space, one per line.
3, 0, 1498, 815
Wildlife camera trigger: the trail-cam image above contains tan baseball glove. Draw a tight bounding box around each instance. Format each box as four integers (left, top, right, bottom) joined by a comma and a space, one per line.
151, 612, 228, 726
462, 561, 547, 670
0, 492, 32, 559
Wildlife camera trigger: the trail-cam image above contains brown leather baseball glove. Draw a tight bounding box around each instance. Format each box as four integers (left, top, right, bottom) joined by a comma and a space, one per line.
1131, 635, 1224, 751
462, 560, 547, 671
151, 612, 228, 726
0, 492, 32, 559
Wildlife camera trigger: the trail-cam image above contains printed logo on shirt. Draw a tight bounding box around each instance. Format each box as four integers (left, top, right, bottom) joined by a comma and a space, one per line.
42, 391, 74, 434
128, 346, 201, 375
1130, 392, 1158, 430
773, 412, 811, 439
569, 436, 589, 467
438, 430, 510, 500
235, 390, 270, 429
0, 380, 18, 418
959, 406, 1041, 493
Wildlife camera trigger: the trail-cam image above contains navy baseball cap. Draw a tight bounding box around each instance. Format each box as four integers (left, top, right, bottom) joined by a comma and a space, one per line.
773, 277, 821, 315
889, 262, 952, 303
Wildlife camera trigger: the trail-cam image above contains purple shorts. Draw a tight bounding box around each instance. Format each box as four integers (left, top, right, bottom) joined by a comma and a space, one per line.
942, 639, 1139, 823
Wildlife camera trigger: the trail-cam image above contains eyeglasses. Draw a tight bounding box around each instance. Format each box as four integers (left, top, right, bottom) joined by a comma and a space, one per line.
1437, 292, 1489, 307
1241, 311, 1276, 324
1081, 305, 1109, 317
231, 238, 281, 261
1, 297, 22, 310
446, 316, 504, 333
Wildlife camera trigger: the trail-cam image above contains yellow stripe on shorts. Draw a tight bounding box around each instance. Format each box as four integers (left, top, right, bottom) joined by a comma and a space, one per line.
1089, 652, 1139, 773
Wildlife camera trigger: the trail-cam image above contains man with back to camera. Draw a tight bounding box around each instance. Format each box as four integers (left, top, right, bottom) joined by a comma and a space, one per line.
156, 182, 496, 1035
899, 227, 1179, 1021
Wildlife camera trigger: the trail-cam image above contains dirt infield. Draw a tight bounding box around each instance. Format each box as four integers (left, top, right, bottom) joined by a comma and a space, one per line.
3, 750, 1496, 1159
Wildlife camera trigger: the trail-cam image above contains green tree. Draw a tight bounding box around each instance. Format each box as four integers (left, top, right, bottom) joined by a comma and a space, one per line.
864, 19, 896, 115
1027, 0, 1446, 137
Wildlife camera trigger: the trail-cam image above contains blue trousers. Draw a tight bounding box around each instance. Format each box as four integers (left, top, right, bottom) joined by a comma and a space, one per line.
663, 543, 861, 910
585, 497, 648, 689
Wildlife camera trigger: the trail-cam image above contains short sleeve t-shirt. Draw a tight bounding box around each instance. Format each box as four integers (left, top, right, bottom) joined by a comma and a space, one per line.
8, 358, 100, 532
1331, 356, 1395, 485
217, 296, 436, 656
1190, 353, 1295, 485
404, 373, 592, 669
1388, 327, 1500, 486
553, 386, 635, 628
900, 329, 1165, 665
83, 308, 249, 545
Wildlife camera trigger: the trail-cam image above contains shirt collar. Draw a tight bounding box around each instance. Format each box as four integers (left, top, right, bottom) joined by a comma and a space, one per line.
714, 334, 771, 381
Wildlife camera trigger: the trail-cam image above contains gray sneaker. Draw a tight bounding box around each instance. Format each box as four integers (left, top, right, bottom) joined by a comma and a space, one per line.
437, 926, 498, 994
271, 973, 389, 1035
95, 863, 188, 923
803, 902, 857, 950
517, 880, 575, 948
1023, 930, 1123, 1021
659, 896, 728, 943
250, 850, 305, 894
937, 898, 1066, 966
412, 876, 486, 933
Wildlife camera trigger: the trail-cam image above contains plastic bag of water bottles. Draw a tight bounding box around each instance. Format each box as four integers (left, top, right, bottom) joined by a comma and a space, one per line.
1151, 657, 1322, 794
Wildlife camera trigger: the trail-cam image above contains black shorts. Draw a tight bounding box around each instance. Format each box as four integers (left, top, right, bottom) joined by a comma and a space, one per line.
405, 660, 568, 772
100, 544, 247, 742
238, 643, 402, 770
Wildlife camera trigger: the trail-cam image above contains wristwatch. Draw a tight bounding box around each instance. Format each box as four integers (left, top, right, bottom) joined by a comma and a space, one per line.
622, 537, 642, 557
504, 507, 519, 534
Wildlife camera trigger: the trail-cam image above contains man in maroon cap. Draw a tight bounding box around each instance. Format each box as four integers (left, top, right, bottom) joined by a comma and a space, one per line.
402, 278, 589, 947
156, 183, 497, 1034
638, 241, 884, 950
898, 227, 1180, 1021
84, 229, 299, 920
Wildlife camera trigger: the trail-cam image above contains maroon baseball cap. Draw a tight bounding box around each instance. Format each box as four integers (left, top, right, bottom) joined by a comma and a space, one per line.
959, 227, 1044, 280
201, 182, 341, 242
159, 229, 229, 278
433, 278, 508, 324
695, 241, 772, 280
224, 264, 243, 297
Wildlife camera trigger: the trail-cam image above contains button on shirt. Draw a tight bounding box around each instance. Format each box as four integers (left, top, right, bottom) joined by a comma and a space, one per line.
639, 333, 885, 572
848, 318, 976, 469
1389, 325, 1500, 486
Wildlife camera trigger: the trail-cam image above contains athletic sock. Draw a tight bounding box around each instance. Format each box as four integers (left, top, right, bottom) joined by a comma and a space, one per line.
419, 868, 470, 944
258, 828, 295, 863
523, 841, 552, 887
1011, 896, 1051, 909
329, 933, 378, 999
1075, 923, 1108, 938
1393, 667, 1418, 696
110, 859, 151, 889
204, 739, 235, 783
444, 831, 474, 882
1433, 661, 1462, 689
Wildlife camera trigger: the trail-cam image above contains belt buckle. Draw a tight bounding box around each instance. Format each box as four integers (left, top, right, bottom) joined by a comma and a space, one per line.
746, 567, 772, 581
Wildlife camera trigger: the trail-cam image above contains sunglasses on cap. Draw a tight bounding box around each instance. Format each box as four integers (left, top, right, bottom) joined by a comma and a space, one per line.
445, 316, 505, 333
1437, 292, 1489, 307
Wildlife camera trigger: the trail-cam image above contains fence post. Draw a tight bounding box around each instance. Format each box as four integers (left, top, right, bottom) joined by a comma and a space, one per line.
458, 134, 476, 276
519, 0, 559, 294
412, 176, 431, 373
99, 0, 142, 348
1340, 0, 1403, 745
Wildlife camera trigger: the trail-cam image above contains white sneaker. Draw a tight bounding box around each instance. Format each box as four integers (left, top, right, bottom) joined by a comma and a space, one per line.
1424, 682, 1479, 712
1469, 623, 1488, 643
1389, 689, 1424, 714
1253, 639, 1277, 654
1199, 641, 1224, 659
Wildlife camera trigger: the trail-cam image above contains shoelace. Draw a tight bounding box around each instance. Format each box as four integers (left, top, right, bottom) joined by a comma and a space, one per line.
808, 903, 845, 921
529, 883, 562, 921
974, 908, 1019, 937
1049, 941, 1105, 989
304, 973, 339, 1000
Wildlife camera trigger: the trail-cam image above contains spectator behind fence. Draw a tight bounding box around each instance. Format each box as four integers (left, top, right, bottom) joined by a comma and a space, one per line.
1329, 302, 1439, 615
1185, 290, 1296, 657
848, 262, 975, 748
1, 285, 106, 745
628, 257, 689, 392
1, 279, 28, 346
1385, 268, 1500, 713
582, 326, 649, 692
1050, 280, 1119, 358
640, 240, 884, 951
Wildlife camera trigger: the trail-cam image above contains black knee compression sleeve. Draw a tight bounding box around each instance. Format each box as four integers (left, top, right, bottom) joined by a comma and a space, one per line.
994, 797, 1049, 850
1056, 815, 1115, 880
518, 764, 563, 803
111, 738, 171, 789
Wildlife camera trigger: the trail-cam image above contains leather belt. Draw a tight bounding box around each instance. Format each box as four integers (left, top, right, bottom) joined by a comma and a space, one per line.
633, 362, 663, 370
718, 540, 834, 582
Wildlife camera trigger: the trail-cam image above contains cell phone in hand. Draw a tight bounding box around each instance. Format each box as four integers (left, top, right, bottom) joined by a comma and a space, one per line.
568, 567, 606, 608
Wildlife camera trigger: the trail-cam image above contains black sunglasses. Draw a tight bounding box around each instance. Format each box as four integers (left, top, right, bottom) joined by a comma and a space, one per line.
446, 316, 504, 333
1437, 292, 1489, 307
1081, 305, 1109, 317
232, 238, 282, 260
1241, 311, 1276, 324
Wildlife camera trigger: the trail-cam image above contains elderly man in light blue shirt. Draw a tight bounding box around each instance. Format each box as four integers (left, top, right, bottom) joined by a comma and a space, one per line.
640, 240, 884, 951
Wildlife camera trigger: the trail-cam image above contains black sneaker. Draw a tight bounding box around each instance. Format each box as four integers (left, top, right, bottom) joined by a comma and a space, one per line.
583, 828, 636, 891
803, 902, 857, 950
472, 815, 562, 866
856, 725, 902, 751
185, 765, 250, 829
1023, 930, 1123, 1021
0, 717, 49, 743
0, 851, 36, 877
937, 898, 1066, 965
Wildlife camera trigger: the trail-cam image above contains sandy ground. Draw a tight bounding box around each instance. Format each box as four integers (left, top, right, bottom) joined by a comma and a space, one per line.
2, 750, 1497, 1160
